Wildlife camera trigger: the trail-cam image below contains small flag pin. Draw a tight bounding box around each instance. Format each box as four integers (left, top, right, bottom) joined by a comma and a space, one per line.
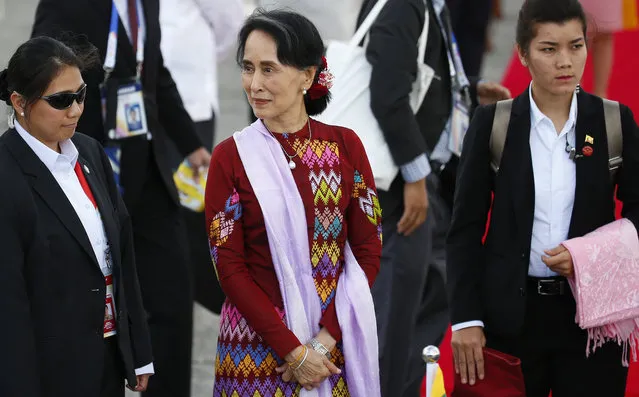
585, 135, 594, 144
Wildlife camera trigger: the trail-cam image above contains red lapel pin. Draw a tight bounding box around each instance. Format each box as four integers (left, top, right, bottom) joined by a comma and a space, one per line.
582, 145, 593, 157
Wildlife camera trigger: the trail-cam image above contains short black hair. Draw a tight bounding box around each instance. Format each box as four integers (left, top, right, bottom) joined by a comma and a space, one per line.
0, 36, 99, 114
236, 8, 330, 116
516, 0, 588, 54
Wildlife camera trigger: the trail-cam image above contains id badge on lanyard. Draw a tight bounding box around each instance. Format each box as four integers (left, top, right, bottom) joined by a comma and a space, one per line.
446, 33, 470, 156
448, 91, 470, 156
100, 0, 149, 141
104, 274, 117, 338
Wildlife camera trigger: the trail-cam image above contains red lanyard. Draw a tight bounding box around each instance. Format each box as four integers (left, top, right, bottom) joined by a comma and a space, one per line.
73, 162, 97, 209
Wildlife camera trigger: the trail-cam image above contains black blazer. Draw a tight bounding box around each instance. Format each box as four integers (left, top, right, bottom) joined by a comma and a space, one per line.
446, 89, 639, 336
0, 129, 153, 397
357, 0, 479, 192
31, 0, 202, 209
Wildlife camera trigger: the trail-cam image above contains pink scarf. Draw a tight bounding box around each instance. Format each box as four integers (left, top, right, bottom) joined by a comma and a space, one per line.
232, 120, 381, 397
562, 218, 639, 365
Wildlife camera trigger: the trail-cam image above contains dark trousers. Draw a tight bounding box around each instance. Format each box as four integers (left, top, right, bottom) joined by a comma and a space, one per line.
131, 157, 194, 397
486, 279, 628, 397
101, 337, 124, 397
374, 174, 450, 397
447, 0, 493, 77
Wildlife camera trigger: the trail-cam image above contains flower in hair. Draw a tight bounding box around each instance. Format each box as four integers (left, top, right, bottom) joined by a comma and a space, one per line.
307, 56, 333, 100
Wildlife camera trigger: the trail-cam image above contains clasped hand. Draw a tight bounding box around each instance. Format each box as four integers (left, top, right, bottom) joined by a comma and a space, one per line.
277, 329, 341, 390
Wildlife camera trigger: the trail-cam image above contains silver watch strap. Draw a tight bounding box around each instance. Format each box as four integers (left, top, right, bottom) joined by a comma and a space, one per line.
309, 338, 332, 360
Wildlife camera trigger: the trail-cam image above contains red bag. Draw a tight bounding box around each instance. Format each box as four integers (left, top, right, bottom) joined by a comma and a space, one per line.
452, 348, 526, 397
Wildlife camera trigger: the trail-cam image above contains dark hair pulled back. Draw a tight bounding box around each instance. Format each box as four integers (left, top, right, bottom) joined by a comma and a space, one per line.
236, 9, 330, 116
0, 35, 99, 112
516, 0, 588, 55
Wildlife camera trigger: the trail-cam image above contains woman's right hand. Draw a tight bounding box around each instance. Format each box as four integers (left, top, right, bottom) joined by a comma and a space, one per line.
294, 348, 341, 390
451, 326, 486, 386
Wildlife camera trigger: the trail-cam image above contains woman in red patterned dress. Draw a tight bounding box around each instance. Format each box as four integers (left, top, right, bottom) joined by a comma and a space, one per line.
205, 9, 382, 397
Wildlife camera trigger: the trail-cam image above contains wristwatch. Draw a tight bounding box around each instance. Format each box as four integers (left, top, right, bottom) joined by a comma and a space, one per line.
309, 338, 332, 360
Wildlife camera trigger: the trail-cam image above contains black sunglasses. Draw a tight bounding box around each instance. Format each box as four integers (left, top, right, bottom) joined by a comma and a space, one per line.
40, 84, 87, 110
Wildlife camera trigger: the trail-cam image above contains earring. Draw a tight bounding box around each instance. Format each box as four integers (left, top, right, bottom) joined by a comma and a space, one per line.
303, 88, 307, 95
20, 112, 24, 117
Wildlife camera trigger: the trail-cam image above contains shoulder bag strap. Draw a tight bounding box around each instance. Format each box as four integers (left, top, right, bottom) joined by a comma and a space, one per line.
603, 98, 623, 182
489, 99, 513, 173
350, 0, 390, 48
417, 2, 430, 65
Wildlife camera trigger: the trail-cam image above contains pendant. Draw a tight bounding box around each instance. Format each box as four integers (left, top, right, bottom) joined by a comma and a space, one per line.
288, 160, 296, 170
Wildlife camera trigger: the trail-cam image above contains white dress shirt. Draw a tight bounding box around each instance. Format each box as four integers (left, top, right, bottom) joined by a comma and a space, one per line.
452, 85, 578, 332
15, 122, 154, 376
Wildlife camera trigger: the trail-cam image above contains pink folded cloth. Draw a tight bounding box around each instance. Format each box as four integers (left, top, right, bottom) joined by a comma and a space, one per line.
562, 219, 639, 366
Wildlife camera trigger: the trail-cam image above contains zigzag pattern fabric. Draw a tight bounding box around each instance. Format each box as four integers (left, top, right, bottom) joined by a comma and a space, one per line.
297, 139, 346, 316
209, 122, 382, 396
353, 171, 383, 242
214, 302, 302, 396
213, 302, 349, 396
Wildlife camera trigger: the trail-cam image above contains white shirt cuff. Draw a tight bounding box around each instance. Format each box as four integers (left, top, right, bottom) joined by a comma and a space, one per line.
451, 320, 485, 332
135, 363, 154, 376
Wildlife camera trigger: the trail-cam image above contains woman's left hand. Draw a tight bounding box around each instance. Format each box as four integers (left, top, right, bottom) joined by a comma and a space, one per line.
542, 244, 574, 277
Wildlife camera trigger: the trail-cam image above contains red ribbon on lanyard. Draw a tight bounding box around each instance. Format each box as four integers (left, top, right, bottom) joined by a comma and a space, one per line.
73, 162, 97, 208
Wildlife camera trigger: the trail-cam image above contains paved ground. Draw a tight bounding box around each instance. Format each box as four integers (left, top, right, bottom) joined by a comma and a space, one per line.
0, 0, 522, 395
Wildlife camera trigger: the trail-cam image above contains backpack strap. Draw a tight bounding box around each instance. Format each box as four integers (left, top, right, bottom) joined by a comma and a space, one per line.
603, 99, 623, 183
489, 99, 514, 173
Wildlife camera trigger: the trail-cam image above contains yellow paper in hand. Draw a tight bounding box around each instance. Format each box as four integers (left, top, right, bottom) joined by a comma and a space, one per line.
173, 160, 207, 212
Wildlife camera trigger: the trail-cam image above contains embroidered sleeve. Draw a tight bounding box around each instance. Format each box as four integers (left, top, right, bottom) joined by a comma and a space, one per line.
207, 188, 242, 280
346, 135, 382, 287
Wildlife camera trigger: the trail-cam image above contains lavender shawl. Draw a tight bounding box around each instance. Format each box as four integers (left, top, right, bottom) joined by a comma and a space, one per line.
233, 120, 380, 397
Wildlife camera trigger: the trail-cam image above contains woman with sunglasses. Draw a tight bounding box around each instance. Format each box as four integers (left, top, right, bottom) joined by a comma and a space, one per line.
0, 36, 153, 397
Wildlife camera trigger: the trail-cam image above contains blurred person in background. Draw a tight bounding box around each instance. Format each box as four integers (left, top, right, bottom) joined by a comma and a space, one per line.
446, 0, 494, 77
579, 0, 623, 97
31, 1, 212, 396
357, 0, 511, 395
160, 0, 244, 315
257, 0, 364, 41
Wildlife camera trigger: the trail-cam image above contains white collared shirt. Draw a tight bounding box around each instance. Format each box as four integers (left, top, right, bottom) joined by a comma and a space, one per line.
14, 122, 154, 376
452, 84, 578, 332
528, 84, 577, 277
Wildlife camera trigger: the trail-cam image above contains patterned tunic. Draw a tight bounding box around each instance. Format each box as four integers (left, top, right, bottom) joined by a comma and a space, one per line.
205, 119, 382, 397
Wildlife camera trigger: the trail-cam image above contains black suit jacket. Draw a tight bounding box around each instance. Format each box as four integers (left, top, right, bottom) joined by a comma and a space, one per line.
31, 0, 202, 209
446, 89, 639, 336
357, 0, 478, 196
0, 129, 153, 397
